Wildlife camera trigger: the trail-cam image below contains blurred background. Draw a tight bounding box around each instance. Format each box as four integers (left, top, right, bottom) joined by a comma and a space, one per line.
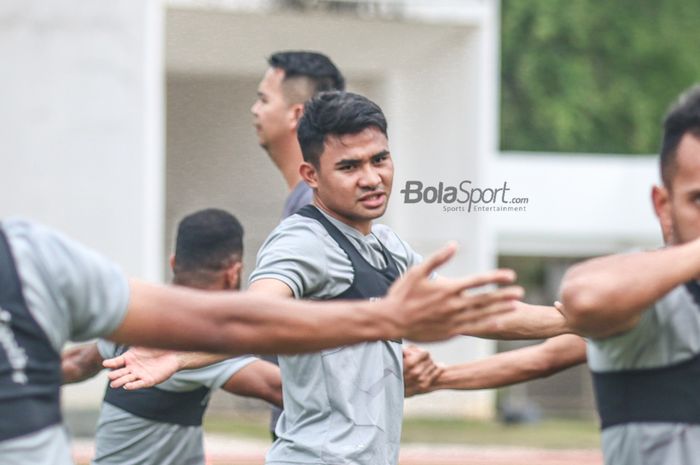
2, 0, 699, 462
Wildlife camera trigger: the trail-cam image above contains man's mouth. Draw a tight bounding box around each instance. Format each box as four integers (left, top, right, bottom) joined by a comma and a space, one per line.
359, 192, 386, 208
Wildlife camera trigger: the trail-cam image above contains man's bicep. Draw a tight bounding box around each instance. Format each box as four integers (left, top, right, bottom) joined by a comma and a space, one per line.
248, 278, 294, 297
250, 222, 328, 297
222, 359, 282, 407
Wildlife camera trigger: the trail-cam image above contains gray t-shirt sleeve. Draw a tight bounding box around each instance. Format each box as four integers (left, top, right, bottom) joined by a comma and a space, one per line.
587, 284, 700, 371
3, 219, 130, 352
97, 339, 118, 359
248, 219, 329, 298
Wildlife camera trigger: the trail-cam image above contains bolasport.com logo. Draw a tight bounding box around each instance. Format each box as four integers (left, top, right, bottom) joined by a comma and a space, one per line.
399, 180, 529, 213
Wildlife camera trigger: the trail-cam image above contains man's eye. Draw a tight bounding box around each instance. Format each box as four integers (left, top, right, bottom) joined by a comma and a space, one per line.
339, 165, 354, 171
372, 155, 387, 164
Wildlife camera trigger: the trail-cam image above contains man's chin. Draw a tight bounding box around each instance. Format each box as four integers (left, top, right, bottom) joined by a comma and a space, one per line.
360, 205, 388, 220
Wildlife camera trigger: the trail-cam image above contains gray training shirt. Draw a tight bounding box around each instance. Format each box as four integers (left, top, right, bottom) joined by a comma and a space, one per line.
0, 219, 130, 465
266, 180, 314, 434
250, 209, 422, 465
92, 340, 256, 465
588, 284, 700, 465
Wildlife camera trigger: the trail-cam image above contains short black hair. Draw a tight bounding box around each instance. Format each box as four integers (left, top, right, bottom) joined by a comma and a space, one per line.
660, 85, 700, 187
268, 51, 345, 95
297, 91, 388, 167
174, 208, 243, 275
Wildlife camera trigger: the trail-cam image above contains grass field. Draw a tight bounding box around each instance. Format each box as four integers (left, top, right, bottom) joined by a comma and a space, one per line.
76, 416, 602, 465
203, 414, 601, 449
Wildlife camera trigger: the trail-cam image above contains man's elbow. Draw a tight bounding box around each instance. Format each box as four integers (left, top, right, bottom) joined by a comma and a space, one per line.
559, 271, 608, 333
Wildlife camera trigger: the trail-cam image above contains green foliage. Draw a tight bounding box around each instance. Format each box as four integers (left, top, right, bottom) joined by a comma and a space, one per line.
500, 0, 700, 154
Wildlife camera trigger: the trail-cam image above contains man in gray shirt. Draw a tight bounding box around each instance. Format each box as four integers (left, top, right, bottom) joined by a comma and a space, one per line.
404, 85, 700, 464
556, 84, 700, 465
62, 209, 283, 465
248, 91, 523, 465
251, 51, 345, 218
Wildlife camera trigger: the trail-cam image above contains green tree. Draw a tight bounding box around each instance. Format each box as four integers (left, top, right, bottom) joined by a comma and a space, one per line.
500, 0, 700, 154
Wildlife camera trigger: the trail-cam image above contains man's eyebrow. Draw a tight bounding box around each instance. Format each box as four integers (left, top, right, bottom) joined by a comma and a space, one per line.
335, 150, 390, 167
371, 150, 390, 158
335, 158, 360, 167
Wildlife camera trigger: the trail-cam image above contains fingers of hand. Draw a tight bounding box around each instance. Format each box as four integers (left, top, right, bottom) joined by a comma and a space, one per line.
109, 372, 136, 389
102, 355, 124, 369
448, 269, 517, 293
107, 367, 130, 381
463, 286, 524, 311
124, 380, 148, 391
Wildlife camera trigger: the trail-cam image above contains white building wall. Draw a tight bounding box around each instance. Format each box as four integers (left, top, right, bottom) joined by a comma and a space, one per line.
0, 0, 164, 407
491, 153, 661, 257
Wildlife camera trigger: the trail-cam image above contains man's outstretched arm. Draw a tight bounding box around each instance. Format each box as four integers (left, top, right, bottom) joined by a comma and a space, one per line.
461, 301, 573, 340
560, 238, 700, 338
405, 334, 586, 396
104, 244, 524, 388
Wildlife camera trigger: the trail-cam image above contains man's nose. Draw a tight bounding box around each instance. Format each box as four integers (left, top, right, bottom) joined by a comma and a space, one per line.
359, 165, 381, 188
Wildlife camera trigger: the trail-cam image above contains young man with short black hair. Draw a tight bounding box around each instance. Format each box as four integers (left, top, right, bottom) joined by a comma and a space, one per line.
250, 91, 523, 465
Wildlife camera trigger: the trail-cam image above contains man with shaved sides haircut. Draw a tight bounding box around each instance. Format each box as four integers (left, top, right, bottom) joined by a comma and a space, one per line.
251, 51, 345, 218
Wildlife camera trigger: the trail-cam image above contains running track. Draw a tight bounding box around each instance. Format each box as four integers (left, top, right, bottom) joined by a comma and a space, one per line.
73, 435, 603, 465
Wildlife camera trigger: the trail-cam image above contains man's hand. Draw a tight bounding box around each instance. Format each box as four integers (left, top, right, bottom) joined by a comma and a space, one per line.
103, 347, 180, 390
61, 343, 104, 384
403, 345, 444, 397
386, 243, 523, 342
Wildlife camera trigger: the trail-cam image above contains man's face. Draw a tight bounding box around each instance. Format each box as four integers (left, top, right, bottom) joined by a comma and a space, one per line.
302, 126, 394, 233
250, 67, 293, 149
656, 133, 700, 245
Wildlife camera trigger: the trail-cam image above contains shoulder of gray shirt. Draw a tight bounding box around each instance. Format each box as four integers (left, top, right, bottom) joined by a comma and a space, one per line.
2, 218, 130, 353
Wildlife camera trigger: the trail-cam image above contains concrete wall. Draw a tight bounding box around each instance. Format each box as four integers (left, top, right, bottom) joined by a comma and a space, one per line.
0, 1, 164, 409
0, 0, 164, 279
491, 153, 661, 256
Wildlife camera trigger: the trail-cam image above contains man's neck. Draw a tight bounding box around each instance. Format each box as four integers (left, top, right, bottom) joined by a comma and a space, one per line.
314, 200, 373, 236
268, 137, 305, 191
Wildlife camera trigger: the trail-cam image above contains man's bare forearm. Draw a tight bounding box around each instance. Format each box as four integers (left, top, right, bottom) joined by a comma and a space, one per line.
463, 302, 572, 340
109, 282, 395, 355
561, 238, 700, 337
431, 334, 587, 391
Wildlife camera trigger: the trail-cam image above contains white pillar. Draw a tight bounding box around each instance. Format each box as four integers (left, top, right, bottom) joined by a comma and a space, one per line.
0, 0, 165, 281
0, 0, 165, 410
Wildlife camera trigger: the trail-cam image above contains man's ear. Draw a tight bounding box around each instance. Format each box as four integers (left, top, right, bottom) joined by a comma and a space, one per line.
300, 162, 319, 189
652, 184, 674, 244
290, 104, 305, 131
225, 262, 243, 290
169, 254, 176, 273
